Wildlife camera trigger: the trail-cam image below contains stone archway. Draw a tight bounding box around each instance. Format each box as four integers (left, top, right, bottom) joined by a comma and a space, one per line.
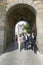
0, 0, 43, 54
5, 3, 36, 48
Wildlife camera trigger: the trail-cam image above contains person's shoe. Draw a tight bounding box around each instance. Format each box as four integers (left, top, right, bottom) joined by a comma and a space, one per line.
31, 47, 33, 51
34, 51, 37, 54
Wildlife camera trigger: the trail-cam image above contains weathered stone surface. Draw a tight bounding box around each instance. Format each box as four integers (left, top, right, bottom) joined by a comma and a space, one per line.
0, 0, 43, 54
0, 31, 4, 46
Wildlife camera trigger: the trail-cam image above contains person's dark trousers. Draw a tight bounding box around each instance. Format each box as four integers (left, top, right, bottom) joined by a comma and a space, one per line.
24, 41, 27, 49
31, 41, 35, 50
34, 44, 37, 54
31, 42, 34, 50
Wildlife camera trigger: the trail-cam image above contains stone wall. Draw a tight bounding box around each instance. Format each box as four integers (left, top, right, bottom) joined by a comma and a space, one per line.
0, 4, 6, 54
36, 3, 43, 53
6, 0, 43, 54
0, 0, 43, 54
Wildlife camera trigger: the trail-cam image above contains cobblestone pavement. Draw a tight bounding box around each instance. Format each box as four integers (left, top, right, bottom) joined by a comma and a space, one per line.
0, 43, 43, 65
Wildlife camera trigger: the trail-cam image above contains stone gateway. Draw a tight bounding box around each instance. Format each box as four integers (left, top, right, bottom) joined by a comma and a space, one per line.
0, 0, 43, 54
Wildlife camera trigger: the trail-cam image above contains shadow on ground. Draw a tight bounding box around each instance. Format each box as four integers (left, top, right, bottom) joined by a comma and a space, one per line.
3, 41, 38, 54
3, 41, 18, 53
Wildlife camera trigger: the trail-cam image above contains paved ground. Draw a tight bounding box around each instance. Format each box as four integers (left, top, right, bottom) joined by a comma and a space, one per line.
0, 42, 43, 65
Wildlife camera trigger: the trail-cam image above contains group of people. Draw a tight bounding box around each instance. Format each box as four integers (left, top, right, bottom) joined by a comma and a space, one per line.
16, 32, 37, 54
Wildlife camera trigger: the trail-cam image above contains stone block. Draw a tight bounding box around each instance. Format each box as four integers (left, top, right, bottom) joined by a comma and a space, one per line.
23, 0, 32, 4
0, 46, 4, 55
37, 38, 43, 53
38, 46, 43, 54
0, 22, 5, 27
0, 30, 4, 46
18, 0, 24, 3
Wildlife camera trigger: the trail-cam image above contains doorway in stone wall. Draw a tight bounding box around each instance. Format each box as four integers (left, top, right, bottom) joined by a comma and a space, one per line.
15, 21, 29, 50
5, 3, 37, 52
